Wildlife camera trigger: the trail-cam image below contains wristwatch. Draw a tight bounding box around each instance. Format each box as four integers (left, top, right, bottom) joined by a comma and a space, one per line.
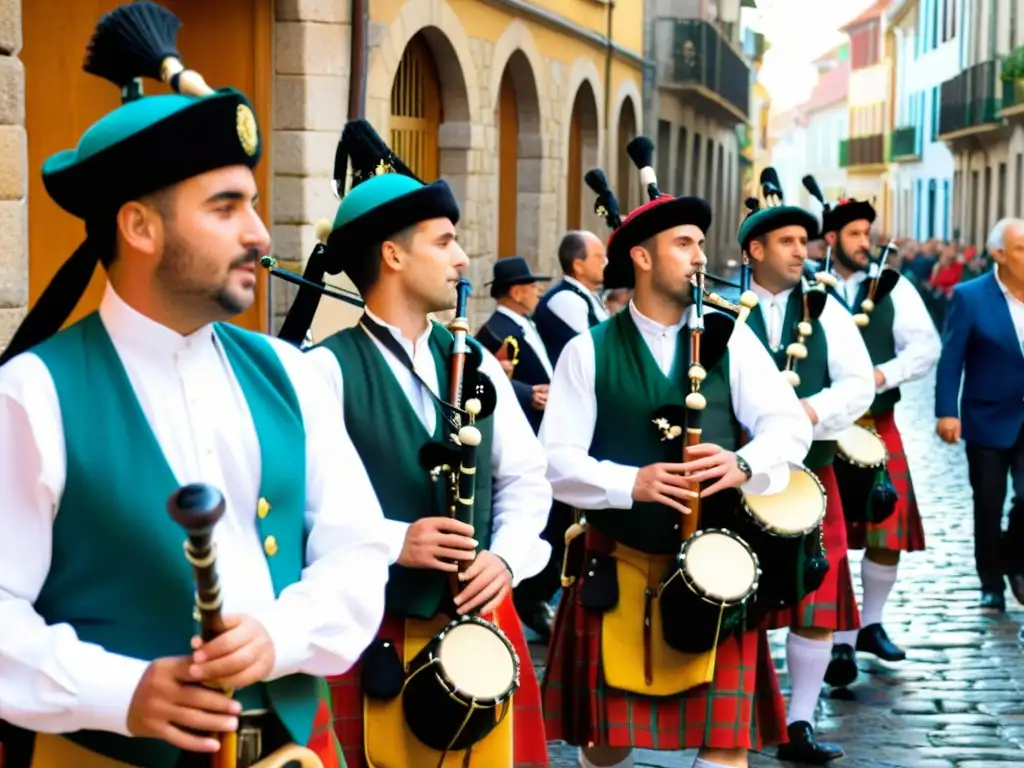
736, 455, 753, 481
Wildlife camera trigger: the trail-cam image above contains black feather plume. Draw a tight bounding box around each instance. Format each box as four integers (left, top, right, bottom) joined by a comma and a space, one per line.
802, 175, 826, 206
83, 2, 182, 87
333, 118, 419, 199
759, 167, 782, 203
745, 197, 761, 214
584, 168, 622, 229
626, 136, 655, 170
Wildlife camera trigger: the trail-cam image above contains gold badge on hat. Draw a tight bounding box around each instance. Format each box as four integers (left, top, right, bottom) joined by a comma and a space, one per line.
236, 104, 258, 157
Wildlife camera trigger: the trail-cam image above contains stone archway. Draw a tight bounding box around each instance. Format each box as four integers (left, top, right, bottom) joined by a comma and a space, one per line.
366, 0, 484, 258
494, 49, 543, 265
615, 96, 640, 212
565, 81, 601, 234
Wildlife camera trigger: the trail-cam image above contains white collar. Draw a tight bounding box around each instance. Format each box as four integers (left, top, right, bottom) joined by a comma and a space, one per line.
98, 282, 216, 361
628, 299, 687, 335
750, 279, 795, 305
496, 304, 531, 329
363, 307, 433, 358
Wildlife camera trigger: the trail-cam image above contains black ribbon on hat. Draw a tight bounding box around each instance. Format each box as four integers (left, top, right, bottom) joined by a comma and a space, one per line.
0, 220, 114, 366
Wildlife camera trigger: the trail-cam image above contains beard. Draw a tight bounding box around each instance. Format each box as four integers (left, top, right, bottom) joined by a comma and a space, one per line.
834, 239, 869, 273
156, 230, 257, 317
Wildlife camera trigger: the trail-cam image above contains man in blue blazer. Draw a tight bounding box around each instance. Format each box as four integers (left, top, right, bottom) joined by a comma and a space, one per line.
935, 218, 1024, 611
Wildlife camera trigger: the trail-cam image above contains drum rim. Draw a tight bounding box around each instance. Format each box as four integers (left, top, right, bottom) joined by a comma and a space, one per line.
741, 466, 827, 537
421, 614, 521, 705
836, 425, 888, 468
677, 527, 761, 605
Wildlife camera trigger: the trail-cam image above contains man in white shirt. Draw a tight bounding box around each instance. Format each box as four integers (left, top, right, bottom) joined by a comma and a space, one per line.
739, 188, 875, 764
277, 125, 553, 767
936, 218, 1024, 611
816, 198, 941, 688
0, 7, 388, 767
540, 190, 812, 768
532, 230, 610, 363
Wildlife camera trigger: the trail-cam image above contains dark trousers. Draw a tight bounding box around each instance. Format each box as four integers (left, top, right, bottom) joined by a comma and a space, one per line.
513, 500, 575, 608
966, 425, 1024, 591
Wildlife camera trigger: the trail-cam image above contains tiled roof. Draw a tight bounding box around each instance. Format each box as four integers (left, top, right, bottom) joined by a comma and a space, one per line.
802, 60, 850, 114
840, 0, 891, 31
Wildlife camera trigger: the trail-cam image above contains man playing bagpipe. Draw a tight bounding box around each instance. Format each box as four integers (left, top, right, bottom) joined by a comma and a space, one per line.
0, 5, 389, 768
271, 119, 552, 768
800, 178, 941, 688
539, 139, 812, 768
740, 170, 875, 763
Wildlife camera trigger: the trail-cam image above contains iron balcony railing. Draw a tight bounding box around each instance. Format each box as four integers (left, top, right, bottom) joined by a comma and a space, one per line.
890, 125, 920, 160
839, 134, 886, 168
938, 60, 1001, 136
661, 19, 752, 118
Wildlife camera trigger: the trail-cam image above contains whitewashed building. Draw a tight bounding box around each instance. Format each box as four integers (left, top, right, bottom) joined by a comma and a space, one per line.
887, 0, 959, 241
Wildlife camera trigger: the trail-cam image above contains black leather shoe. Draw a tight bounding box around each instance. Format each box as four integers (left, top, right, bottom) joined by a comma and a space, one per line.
777, 721, 844, 764
515, 600, 555, 641
1007, 575, 1024, 606
856, 623, 906, 661
823, 643, 858, 688
980, 589, 1006, 611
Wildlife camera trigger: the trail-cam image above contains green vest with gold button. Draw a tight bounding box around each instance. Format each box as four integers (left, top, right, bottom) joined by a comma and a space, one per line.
317, 322, 495, 619
587, 310, 739, 554
831, 278, 900, 416
30, 313, 320, 768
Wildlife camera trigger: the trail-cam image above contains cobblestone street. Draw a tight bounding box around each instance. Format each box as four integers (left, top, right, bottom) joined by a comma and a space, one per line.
536, 373, 1024, 767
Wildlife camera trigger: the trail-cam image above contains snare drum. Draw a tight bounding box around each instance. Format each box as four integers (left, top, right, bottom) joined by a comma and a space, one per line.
708, 467, 827, 612
659, 528, 760, 654
402, 615, 520, 753
834, 424, 895, 525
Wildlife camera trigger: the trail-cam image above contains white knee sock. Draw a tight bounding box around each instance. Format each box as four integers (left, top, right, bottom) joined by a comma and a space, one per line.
693, 758, 734, 768
860, 558, 898, 627
578, 749, 633, 768
785, 633, 832, 725
833, 628, 858, 646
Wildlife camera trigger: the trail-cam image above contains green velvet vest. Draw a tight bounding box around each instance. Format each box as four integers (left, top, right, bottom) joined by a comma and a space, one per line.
31, 313, 320, 768
832, 279, 900, 415
746, 287, 836, 470
318, 323, 495, 619
588, 310, 739, 553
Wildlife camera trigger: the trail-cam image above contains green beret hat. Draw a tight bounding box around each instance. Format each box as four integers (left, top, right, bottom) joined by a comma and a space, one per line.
604, 195, 712, 290
43, 88, 260, 220
738, 205, 820, 251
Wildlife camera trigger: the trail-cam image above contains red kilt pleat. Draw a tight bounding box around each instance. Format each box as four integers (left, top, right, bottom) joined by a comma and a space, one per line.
328, 597, 547, 768
541, 581, 787, 751
766, 465, 861, 632
846, 411, 926, 552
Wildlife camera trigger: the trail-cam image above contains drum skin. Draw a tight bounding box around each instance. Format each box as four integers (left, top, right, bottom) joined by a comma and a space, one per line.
834, 425, 895, 525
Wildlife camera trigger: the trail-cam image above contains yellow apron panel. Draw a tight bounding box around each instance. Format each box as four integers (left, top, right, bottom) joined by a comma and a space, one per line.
31, 734, 136, 768
600, 543, 717, 696
364, 615, 513, 768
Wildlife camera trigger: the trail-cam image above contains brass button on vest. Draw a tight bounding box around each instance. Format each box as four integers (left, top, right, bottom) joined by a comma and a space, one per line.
264, 535, 278, 557
257, 498, 271, 519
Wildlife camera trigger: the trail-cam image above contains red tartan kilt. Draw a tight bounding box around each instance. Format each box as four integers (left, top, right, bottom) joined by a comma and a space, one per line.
846, 411, 926, 552
328, 598, 547, 768
541, 582, 787, 751
766, 464, 861, 632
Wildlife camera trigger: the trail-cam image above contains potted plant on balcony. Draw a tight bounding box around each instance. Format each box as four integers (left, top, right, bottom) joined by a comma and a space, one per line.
1000, 45, 1024, 109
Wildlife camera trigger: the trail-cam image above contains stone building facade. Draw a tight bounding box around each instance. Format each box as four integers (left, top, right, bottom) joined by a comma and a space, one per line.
0, 0, 644, 351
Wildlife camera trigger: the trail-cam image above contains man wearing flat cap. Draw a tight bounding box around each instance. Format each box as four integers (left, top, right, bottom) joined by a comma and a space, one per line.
539, 175, 812, 768
739, 180, 874, 764
814, 196, 940, 689
286, 120, 552, 767
0, 4, 388, 768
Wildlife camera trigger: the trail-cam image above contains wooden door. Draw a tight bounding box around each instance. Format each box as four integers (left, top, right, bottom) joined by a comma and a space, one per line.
390, 34, 440, 181
497, 68, 518, 259
23, 0, 273, 332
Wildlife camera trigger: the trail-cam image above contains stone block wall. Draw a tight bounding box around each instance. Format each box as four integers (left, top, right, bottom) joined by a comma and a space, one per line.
271, 0, 352, 333
0, 0, 24, 351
